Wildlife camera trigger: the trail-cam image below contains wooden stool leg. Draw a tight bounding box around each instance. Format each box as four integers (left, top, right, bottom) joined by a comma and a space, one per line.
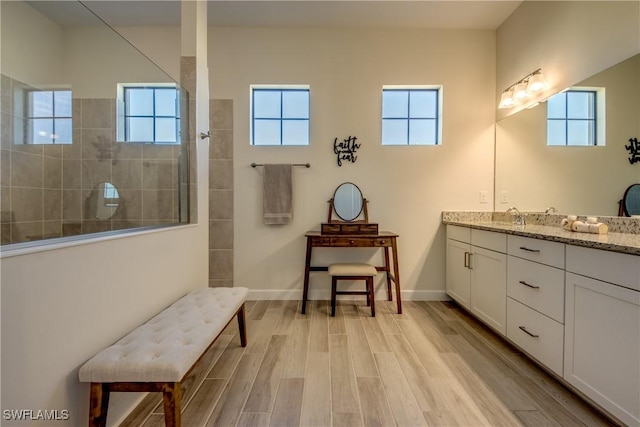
162, 383, 182, 427
237, 304, 247, 347
88, 383, 109, 427
368, 277, 375, 317
331, 277, 338, 316
366, 281, 371, 306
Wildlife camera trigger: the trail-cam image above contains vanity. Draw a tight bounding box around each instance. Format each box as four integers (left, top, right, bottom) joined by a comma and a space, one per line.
443, 212, 640, 427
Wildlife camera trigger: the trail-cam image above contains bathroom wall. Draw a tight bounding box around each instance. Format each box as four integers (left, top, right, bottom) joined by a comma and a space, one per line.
209, 27, 497, 300
0, 1, 209, 425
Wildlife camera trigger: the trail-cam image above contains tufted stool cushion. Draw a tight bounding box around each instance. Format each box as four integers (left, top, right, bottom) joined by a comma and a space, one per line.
328, 263, 378, 277
79, 287, 248, 383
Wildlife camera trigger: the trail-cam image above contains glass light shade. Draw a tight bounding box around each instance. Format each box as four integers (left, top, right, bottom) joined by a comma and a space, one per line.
527, 72, 547, 92
514, 82, 529, 99
498, 89, 515, 108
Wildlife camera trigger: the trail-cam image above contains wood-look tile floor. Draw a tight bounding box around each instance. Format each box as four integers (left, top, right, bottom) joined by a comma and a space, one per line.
121, 299, 616, 427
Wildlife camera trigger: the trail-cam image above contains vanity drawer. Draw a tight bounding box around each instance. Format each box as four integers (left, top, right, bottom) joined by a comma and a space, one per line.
471, 229, 507, 253
507, 297, 564, 376
447, 225, 471, 244
566, 245, 640, 291
507, 255, 565, 323
507, 235, 565, 268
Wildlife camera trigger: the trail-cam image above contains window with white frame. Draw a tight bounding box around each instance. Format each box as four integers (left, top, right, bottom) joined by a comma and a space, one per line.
117, 85, 180, 144
251, 86, 310, 145
26, 89, 72, 144
381, 86, 442, 145
547, 88, 605, 146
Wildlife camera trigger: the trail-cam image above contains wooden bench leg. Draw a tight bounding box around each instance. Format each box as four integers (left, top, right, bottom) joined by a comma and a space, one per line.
162, 383, 182, 427
237, 304, 247, 347
88, 383, 109, 427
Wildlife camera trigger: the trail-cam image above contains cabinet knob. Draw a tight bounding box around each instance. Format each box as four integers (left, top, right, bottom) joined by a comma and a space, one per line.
380, 240, 386, 244
350, 240, 355, 245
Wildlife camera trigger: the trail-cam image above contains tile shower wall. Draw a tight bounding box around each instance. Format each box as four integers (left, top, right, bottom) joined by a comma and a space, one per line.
0, 74, 180, 245
209, 99, 233, 287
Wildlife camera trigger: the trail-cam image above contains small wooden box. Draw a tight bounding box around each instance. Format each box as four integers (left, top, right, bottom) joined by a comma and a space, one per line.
321, 222, 379, 235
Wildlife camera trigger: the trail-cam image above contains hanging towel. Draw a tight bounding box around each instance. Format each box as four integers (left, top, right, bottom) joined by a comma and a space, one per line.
263, 164, 293, 225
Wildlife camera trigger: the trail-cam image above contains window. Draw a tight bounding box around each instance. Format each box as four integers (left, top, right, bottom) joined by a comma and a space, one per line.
251, 86, 310, 145
547, 88, 605, 146
119, 85, 180, 144
26, 90, 72, 144
382, 86, 442, 145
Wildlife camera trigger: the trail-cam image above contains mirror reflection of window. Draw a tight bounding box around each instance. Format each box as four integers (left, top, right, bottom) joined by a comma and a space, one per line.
26, 89, 72, 144
119, 85, 181, 144
547, 88, 605, 146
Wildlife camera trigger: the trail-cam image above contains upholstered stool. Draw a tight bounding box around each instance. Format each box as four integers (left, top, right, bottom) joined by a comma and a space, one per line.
328, 263, 378, 317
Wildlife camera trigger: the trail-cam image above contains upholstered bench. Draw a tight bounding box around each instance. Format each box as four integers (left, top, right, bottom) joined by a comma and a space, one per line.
79, 287, 249, 427
329, 263, 378, 317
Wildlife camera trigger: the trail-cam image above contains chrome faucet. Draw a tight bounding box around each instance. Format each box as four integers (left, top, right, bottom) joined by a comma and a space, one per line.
507, 206, 526, 225
544, 206, 558, 214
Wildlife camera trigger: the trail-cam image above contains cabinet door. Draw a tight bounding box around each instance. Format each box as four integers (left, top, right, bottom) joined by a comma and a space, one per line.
565, 272, 640, 426
470, 246, 507, 335
446, 238, 471, 309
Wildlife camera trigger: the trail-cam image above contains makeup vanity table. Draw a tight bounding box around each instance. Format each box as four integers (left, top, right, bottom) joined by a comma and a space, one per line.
300, 230, 402, 314
300, 182, 402, 314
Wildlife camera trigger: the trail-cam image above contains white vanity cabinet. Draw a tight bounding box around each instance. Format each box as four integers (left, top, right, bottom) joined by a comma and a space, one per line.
564, 245, 640, 427
506, 235, 566, 376
446, 225, 507, 335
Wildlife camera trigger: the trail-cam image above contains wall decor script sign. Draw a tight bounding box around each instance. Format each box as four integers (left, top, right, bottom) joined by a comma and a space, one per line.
334, 136, 361, 166
626, 137, 639, 164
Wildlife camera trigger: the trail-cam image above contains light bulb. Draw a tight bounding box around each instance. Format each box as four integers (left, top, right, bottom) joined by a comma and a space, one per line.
527, 72, 547, 92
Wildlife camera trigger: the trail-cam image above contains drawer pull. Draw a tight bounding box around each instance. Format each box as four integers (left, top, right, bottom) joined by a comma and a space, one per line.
519, 280, 540, 289
519, 246, 541, 253
464, 252, 473, 269
518, 326, 539, 338
349, 240, 355, 245
380, 240, 386, 244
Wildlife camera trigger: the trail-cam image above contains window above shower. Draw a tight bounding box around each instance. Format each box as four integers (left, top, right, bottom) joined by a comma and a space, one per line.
0, 0, 191, 249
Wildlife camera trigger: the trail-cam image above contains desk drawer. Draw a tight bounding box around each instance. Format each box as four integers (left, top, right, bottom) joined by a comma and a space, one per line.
332, 237, 389, 247
310, 236, 334, 246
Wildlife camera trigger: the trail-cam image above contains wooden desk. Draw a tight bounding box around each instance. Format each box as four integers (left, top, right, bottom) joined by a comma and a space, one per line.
301, 231, 402, 315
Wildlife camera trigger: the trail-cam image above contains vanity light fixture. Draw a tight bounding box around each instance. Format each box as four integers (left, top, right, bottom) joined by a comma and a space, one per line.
498, 69, 548, 109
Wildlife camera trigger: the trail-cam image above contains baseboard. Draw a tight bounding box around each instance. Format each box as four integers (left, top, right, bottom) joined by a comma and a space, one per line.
247, 289, 450, 301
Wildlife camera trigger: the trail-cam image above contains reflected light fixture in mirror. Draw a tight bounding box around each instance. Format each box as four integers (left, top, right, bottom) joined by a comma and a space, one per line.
499, 69, 548, 109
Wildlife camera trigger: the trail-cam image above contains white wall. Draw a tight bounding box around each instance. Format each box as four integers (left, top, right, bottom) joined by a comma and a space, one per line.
496, 1, 640, 120
0, 3, 209, 427
209, 27, 496, 301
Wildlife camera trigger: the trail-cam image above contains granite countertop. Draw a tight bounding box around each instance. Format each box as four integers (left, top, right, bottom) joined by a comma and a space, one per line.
442, 212, 640, 256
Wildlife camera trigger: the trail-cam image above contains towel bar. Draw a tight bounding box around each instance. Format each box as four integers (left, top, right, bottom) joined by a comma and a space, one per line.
251, 163, 310, 168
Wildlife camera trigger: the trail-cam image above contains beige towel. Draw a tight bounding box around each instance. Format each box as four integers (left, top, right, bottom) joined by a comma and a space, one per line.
263, 164, 293, 225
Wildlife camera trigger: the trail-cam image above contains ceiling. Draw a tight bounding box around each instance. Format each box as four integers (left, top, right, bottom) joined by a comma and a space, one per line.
28, 0, 522, 30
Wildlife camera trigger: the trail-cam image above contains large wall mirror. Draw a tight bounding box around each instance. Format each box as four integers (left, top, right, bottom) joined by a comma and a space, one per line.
495, 53, 640, 216
1, 0, 190, 247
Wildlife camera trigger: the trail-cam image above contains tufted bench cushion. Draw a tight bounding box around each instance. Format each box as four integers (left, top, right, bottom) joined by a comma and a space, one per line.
79, 286, 249, 427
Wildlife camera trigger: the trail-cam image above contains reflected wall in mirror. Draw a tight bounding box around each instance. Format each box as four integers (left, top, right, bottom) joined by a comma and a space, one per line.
333, 182, 364, 221
90, 182, 120, 220
0, 0, 190, 246
495, 54, 640, 216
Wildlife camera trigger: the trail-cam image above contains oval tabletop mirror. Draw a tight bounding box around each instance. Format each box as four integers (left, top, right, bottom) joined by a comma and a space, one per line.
622, 183, 640, 216
333, 182, 363, 221
90, 181, 120, 220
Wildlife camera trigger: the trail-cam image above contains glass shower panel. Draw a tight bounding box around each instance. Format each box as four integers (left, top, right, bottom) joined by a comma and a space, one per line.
0, 0, 190, 247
